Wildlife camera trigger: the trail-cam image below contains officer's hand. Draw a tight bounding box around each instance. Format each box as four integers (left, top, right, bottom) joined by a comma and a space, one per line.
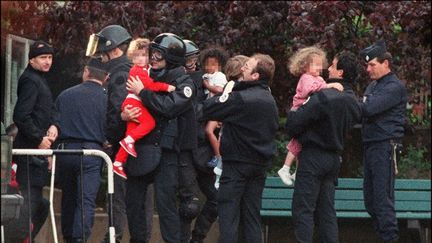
327, 82, 344, 92
47, 156, 53, 170
127, 75, 144, 95
167, 85, 176, 92
121, 104, 141, 123
46, 125, 58, 140
38, 136, 54, 149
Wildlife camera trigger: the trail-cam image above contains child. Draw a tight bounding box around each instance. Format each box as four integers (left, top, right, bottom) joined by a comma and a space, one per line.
278, 46, 343, 186
114, 38, 175, 179
213, 55, 249, 189
201, 46, 229, 168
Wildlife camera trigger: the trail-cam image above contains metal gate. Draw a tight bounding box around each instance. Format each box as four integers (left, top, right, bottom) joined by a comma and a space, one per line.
11, 149, 115, 243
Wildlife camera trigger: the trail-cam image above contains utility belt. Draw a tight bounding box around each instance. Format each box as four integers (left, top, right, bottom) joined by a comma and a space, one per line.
56, 138, 103, 147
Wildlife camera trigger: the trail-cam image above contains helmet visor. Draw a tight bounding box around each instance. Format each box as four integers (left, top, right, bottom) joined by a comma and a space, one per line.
86, 34, 100, 57
185, 56, 198, 69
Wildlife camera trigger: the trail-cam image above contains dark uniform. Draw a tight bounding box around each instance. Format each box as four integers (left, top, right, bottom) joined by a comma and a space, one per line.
285, 85, 361, 243
361, 72, 407, 241
203, 80, 279, 243
104, 54, 132, 242
181, 69, 219, 243
55, 74, 107, 242
13, 61, 57, 240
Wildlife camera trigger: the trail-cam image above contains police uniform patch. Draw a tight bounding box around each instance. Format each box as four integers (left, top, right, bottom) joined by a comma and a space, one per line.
183, 86, 192, 98
219, 93, 229, 103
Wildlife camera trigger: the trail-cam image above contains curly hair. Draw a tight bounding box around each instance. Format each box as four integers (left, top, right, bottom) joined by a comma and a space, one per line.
288, 46, 327, 76
224, 55, 249, 81
200, 45, 229, 71
127, 38, 150, 60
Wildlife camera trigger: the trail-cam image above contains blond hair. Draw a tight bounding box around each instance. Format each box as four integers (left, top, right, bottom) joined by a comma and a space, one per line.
127, 38, 150, 60
288, 46, 327, 76
224, 55, 249, 81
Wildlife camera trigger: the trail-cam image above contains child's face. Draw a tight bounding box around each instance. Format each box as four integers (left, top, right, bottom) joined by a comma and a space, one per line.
307, 55, 323, 77
133, 49, 149, 67
204, 57, 221, 74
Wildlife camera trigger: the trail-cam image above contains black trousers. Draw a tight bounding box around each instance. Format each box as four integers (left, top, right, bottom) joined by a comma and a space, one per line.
292, 147, 340, 243
126, 173, 155, 243
190, 168, 218, 242
154, 150, 181, 243
363, 140, 399, 241
217, 161, 266, 243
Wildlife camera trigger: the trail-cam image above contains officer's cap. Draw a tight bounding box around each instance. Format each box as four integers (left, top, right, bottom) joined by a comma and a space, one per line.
86, 58, 109, 74
360, 40, 387, 62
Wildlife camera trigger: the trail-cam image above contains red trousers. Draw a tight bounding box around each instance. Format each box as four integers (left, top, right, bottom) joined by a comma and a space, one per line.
115, 96, 156, 163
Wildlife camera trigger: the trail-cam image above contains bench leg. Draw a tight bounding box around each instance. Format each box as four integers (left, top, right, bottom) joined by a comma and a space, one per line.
407, 219, 424, 243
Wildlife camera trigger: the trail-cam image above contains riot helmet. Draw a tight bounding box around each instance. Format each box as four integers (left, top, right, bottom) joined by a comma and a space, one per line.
86, 25, 132, 57
184, 39, 200, 71
150, 33, 186, 67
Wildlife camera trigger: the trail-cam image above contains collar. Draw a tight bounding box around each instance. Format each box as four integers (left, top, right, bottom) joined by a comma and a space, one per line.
105, 55, 130, 72
327, 78, 355, 94
233, 79, 268, 91
27, 64, 48, 76
376, 72, 394, 82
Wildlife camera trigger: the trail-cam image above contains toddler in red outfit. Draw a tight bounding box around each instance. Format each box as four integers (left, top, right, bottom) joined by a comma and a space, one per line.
278, 46, 343, 186
114, 38, 175, 179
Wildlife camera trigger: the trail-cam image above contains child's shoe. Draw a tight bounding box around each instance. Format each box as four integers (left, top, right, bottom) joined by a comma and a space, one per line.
207, 155, 221, 168
278, 166, 293, 186
120, 136, 137, 157
113, 161, 127, 179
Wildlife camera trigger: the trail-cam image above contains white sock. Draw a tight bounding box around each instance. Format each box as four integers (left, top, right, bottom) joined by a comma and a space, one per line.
283, 165, 290, 170
124, 135, 135, 143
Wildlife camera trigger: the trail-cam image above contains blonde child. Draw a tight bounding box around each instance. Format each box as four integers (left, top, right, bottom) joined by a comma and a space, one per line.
113, 38, 175, 179
278, 46, 343, 186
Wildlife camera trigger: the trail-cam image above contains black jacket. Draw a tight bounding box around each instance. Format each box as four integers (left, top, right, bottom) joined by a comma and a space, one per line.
13, 65, 58, 149
360, 72, 407, 142
105, 55, 132, 144
286, 87, 362, 152
139, 66, 197, 151
202, 80, 279, 166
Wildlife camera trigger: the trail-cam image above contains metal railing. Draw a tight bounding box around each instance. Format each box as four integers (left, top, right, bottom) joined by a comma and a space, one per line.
11, 149, 115, 243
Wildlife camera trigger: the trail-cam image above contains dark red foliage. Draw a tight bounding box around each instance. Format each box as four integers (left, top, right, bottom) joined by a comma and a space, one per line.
2, 1, 431, 116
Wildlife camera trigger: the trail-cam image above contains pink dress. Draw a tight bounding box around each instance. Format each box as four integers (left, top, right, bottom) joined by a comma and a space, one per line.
287, 74, 327, 156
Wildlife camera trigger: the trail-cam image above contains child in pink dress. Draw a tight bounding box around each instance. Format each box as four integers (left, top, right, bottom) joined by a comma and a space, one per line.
278, 46, 343, 186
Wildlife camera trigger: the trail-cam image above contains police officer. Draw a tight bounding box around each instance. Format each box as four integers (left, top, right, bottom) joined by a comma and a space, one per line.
86, 24, 132, 243
12, 40, 58, 242
55, 58, 109, 243
126, 33, 197, 243
286, 51, 362, 243
202, 54, 278, 243
181, 40, 218, 243
360, 40, 407, 242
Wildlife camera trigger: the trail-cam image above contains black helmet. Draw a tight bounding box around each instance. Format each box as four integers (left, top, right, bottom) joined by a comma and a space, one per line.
184, 40, 200, 58
86, 25, 132, 56
151, 33, 186, 66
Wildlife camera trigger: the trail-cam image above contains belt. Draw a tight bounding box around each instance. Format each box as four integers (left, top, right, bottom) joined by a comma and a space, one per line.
57, 138, 103, 146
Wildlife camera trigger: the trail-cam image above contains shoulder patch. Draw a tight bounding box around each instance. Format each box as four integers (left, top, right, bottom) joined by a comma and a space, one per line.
183, 86, 192, 98
219, 93, 229, 103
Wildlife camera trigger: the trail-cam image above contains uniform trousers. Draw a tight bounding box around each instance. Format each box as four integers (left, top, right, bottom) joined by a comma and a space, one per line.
217, 161, 266, 243
292, 147, 340, 243
363, 140, 398, 241
57, 142, 102, 241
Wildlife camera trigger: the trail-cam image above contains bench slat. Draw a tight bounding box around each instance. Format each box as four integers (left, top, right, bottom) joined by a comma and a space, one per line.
261, 199, 431, 211
260, 210, 432, 219
264, 178, 431, 190
262, 189, 431, 202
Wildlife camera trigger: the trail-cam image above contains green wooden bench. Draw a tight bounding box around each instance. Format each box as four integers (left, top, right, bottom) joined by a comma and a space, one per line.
261, 177, 431, 242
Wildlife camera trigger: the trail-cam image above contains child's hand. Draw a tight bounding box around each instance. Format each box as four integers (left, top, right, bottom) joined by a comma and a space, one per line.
127, 75, 144, 95
167, 85, 176, 92
327, 82, 344, 92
